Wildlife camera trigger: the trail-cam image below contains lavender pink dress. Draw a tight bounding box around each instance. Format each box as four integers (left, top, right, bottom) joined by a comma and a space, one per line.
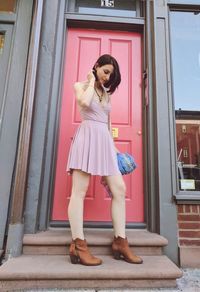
66, 88, 120, 176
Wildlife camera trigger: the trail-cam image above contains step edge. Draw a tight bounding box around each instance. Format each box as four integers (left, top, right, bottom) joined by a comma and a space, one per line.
23, 238, 168, 246
0, 255, 183, 280
0, 279, 178, 290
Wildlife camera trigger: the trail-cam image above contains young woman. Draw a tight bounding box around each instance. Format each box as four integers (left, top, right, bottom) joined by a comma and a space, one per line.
66, 54, 143, 266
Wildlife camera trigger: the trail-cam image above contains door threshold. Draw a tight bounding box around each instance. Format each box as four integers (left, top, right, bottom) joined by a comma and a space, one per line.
49, 221, 146, 229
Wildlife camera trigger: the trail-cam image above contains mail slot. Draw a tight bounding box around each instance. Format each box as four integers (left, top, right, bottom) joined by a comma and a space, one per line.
112, 127, 119, 138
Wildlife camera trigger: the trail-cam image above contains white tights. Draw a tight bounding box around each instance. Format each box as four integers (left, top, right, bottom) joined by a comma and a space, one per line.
68, 170, 126, 240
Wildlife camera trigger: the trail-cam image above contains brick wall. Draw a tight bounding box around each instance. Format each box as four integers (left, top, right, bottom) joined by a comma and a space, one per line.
177, 205, 200, 246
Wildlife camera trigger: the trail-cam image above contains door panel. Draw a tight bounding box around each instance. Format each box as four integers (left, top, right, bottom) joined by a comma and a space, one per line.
52, 28, 144, 222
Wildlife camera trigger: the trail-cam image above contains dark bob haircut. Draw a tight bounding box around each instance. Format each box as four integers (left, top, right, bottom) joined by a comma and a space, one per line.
92, 54, 121, 94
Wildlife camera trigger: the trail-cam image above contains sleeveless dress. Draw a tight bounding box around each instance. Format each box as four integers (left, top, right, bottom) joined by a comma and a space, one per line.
66, 89, 120, 176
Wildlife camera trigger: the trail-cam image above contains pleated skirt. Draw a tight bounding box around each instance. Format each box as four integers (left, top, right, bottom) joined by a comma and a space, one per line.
66, 120, 120, 176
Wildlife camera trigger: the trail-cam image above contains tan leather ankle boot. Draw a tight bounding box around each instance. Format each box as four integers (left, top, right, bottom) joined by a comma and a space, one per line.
69, 238, 102, 266
112, 236, 143, 264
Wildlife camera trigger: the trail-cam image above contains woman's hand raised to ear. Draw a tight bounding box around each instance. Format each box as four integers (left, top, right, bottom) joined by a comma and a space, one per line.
74, 70, 96, 108
87, 70, 96, 84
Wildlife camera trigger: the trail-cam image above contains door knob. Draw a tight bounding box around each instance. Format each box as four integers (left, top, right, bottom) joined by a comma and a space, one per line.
137, 131, 142, 135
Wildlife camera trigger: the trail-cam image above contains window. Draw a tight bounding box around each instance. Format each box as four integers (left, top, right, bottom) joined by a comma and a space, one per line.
67, 0, 140, 18
170, 10, 200, 192
168, 0, 199, 4
0, 0, 16, 12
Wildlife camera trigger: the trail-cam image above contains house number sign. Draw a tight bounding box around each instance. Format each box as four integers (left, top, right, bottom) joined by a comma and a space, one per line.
101, 0, 114, 7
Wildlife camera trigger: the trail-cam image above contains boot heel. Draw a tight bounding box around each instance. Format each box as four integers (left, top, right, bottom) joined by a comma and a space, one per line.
70, 254, 79, 264
113, 250, 121, 260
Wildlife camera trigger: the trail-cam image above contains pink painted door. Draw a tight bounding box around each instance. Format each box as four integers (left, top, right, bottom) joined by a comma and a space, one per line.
52, 28, 144, 223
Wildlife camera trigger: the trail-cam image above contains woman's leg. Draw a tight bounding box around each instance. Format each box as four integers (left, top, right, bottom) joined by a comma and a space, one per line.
104, 175, 126, 238
68, 170, 102, 266
68, 169, 90, 240
104, 174, 143, 264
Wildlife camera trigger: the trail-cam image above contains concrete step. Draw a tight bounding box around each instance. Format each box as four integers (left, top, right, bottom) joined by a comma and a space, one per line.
0, 254, 182, 291
23, 228, 168, 256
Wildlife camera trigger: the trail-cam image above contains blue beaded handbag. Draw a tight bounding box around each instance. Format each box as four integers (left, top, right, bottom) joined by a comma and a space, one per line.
117, 152, 137, 175
101, 152, 137, 197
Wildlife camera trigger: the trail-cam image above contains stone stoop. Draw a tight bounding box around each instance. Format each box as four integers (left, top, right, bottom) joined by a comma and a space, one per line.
0, 255, 182, 291
0, 229, 183, 291
22, 228, 168, 256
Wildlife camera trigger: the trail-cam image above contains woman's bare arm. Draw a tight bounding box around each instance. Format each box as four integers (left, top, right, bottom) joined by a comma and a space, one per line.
74, 70, 95, 108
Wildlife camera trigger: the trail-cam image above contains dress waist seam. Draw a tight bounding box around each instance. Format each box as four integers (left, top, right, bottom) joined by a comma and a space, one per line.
82, 119, 107, 124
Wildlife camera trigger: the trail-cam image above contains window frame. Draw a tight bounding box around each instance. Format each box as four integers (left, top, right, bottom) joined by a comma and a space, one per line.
168, 3, 200, 202
66, 0, 143, 18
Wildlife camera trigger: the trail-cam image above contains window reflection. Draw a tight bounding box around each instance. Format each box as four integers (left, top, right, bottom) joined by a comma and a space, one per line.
176, 115, 200, 191
170, 11, 200, 111
170, 11, 200, 192
0, 0, 16, 12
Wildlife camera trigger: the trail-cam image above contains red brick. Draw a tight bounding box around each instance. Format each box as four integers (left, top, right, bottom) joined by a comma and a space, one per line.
179, 230, 200, 238
184, 205, 191, 213
179, 239, 200, 246
178, 214, 200, 221
178, 222, 200, 229
191, 205, 198, 213
177, 205, 184, 213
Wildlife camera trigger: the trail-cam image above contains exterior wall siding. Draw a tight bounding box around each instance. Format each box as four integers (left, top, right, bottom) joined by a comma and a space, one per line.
152, 0, 179, 264
0, 0, 34, 253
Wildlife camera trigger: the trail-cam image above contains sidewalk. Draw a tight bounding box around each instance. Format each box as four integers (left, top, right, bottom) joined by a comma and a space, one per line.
18, 268, 200, 292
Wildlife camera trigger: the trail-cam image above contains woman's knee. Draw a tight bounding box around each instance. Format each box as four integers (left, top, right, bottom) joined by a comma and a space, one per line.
71, 183, 89, 199
117, 180, 126, 194
71, 189, 87, 200
71, 170, 90, 199
110, 179, 126, 198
